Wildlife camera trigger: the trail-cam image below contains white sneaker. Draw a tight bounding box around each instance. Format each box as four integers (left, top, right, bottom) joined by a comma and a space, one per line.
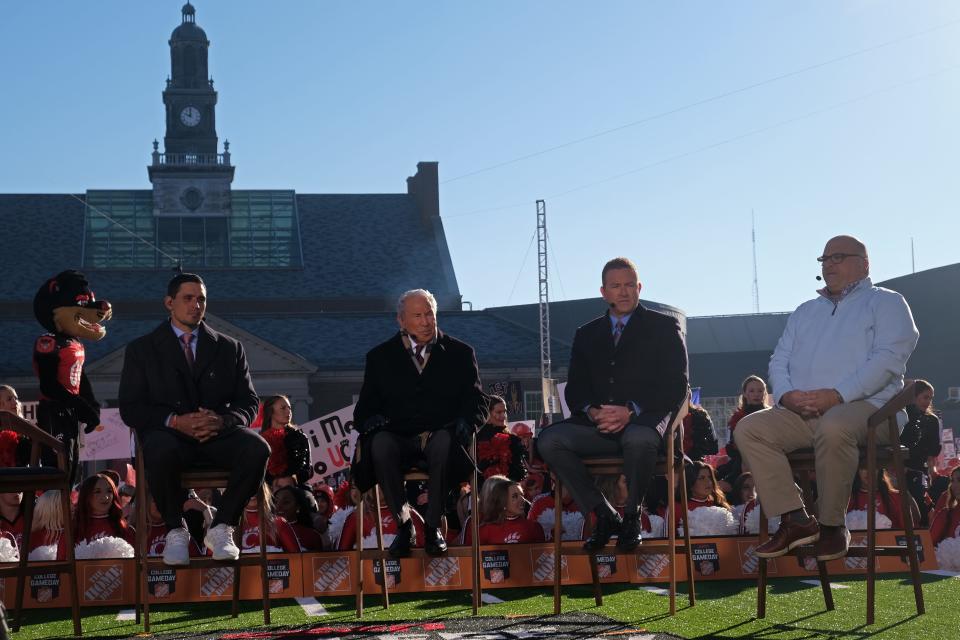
204, 523, 240, 561
163, 527, 191, 566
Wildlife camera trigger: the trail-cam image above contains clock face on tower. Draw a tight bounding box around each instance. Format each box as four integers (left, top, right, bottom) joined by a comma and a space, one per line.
179, 106, 202, 127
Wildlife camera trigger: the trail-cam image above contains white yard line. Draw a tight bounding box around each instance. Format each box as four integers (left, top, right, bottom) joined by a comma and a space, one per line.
922, 569, 960, 577
480, 592, 505, 604
295, 596, 328, 616
800, 579, 849, 589
115, 609, 136, 621
639, 585, 670, 596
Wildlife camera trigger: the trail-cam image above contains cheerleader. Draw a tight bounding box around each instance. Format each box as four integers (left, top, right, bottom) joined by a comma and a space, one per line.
337, 487, 425, 551
254, 395, 312, 486
274, 485, 325, 551
238, 484, 300, 553
718, 375, 770, 489
0, 491, 23, 552
476, 395, 529, 486
527, 477, 584, 542
845, 467, 918, 530
465, 477, 543, 544
930, 467, 960, 546
74, 473, 135, 558
667, 461, 737, 536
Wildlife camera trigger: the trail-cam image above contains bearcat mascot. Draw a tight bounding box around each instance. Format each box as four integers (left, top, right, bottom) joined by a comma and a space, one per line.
33, 270, 112, 479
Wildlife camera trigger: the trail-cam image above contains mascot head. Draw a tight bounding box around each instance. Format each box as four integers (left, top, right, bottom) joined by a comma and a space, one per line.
33, 270, 112, 341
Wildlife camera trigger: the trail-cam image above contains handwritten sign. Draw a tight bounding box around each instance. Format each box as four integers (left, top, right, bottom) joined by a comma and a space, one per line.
299, 404, 357, 486
79, 408, 133, 462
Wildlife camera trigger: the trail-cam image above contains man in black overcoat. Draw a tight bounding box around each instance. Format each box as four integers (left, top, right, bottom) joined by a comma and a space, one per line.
352, 289, 487, 557
538, 257, 688, 551
118, 273, 267, 565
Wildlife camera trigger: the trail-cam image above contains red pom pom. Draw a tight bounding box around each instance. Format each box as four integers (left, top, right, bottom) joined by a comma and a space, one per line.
0, 430, 20, 468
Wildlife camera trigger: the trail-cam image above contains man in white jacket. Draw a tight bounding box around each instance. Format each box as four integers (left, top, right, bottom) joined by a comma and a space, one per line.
736, 235, 918, 561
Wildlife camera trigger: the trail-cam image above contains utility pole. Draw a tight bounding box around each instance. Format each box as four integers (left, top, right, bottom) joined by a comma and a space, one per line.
536, 199, 556, 426
751, 209, 760, 313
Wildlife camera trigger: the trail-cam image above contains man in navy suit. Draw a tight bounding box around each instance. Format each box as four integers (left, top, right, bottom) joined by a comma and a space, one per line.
352, 289, 488, 557
119, 273, 267, 566
538, 257, 688, 551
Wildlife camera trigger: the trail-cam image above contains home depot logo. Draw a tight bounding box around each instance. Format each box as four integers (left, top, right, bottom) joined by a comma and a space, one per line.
424, 557, 461, 587
313, 556, 351, 593
84, 564, 123, 602
736, 542, 779, 576
637, 553, 669, 578
531, 550, 568, 583
200, 566, 234, 597
844, 535, 868, 570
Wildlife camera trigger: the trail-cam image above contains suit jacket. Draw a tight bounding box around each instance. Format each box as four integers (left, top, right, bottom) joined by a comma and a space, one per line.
351, 330, 488, 491
118, 320, 258, 437
353, 330, 487, 436
563, 305, 688, 437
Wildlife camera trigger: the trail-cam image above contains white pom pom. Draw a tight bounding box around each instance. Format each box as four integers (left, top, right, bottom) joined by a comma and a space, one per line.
741, 505, 780, 535
326, 505, 354, 549
645, 514, 666, 538
0, 538, 19, 563
935, 536, 960, 571
28, 544, 59, 562
75, 536, 134, 559
844, 509, 892, 531
684, 506, 738, 536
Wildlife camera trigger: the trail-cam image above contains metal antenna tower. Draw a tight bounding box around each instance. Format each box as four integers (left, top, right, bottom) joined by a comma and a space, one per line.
751, 209, 760, 313
536, 199, 556, 421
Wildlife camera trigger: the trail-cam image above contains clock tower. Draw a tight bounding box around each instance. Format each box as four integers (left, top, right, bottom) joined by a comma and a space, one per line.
148, 2, 234, 216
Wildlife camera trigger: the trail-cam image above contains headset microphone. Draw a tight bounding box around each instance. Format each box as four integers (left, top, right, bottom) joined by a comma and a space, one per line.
815, 276, 822, 281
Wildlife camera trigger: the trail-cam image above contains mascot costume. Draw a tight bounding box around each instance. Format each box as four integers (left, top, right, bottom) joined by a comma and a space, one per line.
33, 270, 112, 478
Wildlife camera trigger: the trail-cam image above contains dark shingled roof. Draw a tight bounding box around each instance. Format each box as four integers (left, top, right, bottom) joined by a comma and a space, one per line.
0, 193, 460, 306
0, 311, 567, 376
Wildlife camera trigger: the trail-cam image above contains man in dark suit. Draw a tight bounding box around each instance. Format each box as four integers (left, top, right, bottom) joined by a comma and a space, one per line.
352, 289, 487, 557
119, 273, 267, 566
538, 257, 688, 551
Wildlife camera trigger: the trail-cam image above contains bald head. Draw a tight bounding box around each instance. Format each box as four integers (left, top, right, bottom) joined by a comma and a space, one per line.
820, 235, 869, 294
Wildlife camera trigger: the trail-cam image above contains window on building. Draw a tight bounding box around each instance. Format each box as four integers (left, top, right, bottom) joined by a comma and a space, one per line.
524, 391, 543, 421
82, 190, 302, 269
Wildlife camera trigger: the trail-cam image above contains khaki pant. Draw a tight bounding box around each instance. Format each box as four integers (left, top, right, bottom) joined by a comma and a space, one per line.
735, 402, 889, 526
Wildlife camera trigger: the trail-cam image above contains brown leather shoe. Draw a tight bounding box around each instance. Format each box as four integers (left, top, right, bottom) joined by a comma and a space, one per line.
814, 525, 851, 561
754, 516, 820, 558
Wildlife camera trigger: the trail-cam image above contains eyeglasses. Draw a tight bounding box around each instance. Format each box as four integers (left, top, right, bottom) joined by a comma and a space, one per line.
817, 253, 865, 265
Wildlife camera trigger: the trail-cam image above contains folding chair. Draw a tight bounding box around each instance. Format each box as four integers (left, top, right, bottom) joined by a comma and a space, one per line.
551, 392, 695, 615
355, 436, 480, 617
0, 410, 81, 636
756, 381, 924, 625
133, 433, 271, 631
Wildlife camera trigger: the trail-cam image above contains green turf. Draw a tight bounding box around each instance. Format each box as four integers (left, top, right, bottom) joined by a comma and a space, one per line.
6, 573, 958, 639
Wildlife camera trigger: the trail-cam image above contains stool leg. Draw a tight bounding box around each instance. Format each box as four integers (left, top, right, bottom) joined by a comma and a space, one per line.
678, 456, 696, 607
889, 424, 924, 616
817, 560, 834, 610
373, 489, 390, 610
356, 493, 364, 618
757, 505, 769, 619
258, 485, 272, 625
553, 478, 563, 615
471, 447, 480, 615
589, 552, 602, 606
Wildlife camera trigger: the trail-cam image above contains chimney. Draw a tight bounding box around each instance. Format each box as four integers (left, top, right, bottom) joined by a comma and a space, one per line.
406, 161, 439, 226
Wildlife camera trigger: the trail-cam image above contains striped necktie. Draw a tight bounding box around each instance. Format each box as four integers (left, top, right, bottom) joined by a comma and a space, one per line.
181, 333, 195, 368
613, 320, 625, 346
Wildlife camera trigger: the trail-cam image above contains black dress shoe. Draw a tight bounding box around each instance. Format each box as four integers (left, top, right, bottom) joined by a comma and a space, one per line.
616, 512, 642, 552
425, 527, 447, 556
388, 519, 416, 558
583, 508, 622, 551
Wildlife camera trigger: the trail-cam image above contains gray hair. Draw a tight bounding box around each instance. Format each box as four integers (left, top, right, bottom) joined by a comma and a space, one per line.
397, 289, 437, 316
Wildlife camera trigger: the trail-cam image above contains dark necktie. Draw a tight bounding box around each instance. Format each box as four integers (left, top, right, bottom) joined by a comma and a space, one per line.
613, 320, 625, 346
181, 333, 195, 368
414, 343, 425, 367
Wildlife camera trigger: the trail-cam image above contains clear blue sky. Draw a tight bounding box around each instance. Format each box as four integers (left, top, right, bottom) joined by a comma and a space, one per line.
2, 1, 958, 316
